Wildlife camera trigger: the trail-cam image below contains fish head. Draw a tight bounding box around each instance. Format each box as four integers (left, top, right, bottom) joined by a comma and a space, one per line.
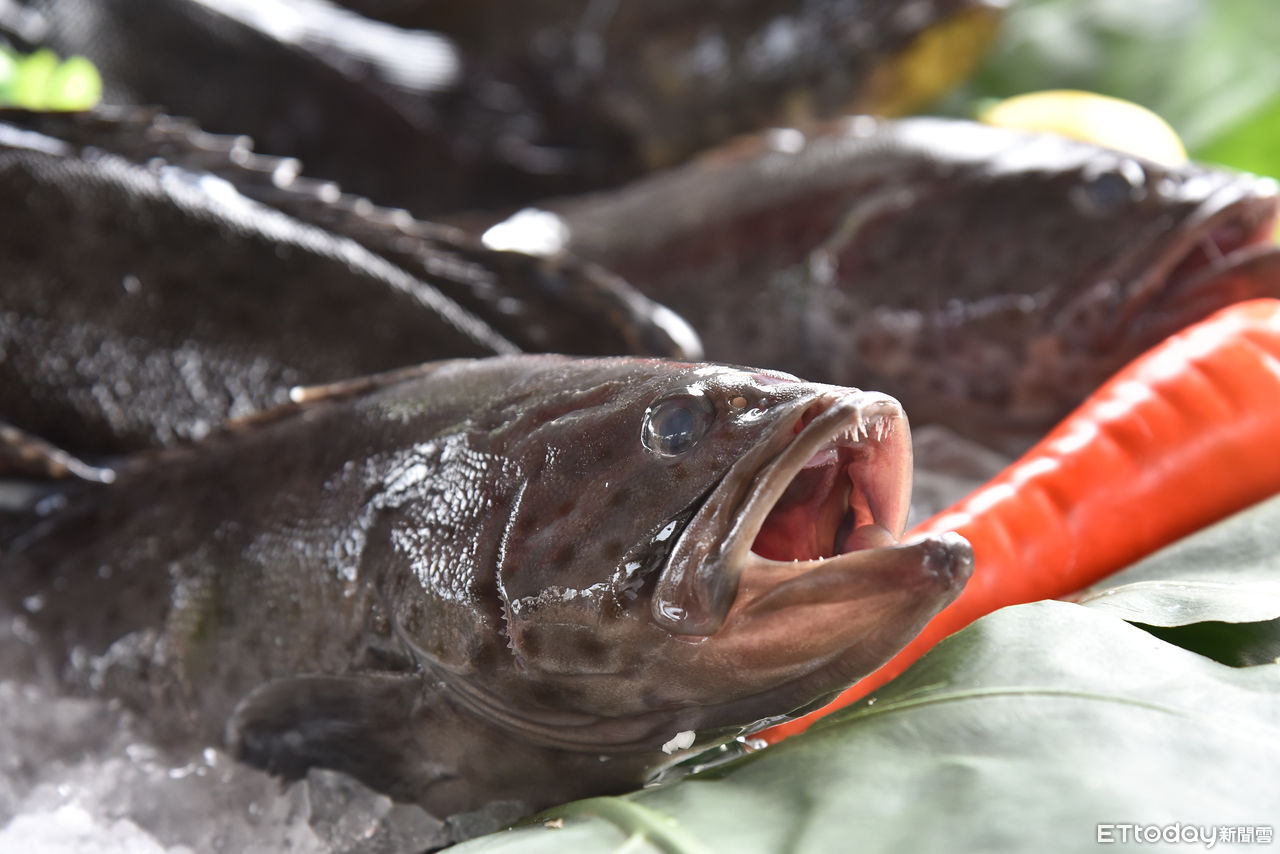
814, 119, 1280, 443
435, 359, 972, 753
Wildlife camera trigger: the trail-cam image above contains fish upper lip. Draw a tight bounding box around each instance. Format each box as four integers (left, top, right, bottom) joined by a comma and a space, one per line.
651, 389, 920, 634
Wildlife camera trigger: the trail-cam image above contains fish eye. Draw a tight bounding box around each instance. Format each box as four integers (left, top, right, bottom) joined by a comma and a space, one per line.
642, 390, 716, 457
1071, 159, 1147, 215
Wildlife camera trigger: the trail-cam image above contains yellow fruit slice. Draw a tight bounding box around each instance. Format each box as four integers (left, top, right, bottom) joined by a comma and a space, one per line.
980, 89, 1188, 167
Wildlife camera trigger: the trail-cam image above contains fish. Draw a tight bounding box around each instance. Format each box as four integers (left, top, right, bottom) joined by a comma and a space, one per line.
0, 0, 512, 215
326, 0, 1003, 182
0, 0, 1001, 213
498, 116, 1280, 449
0, 355, 972, 832
765, 296, 1280, 741
0, 109, 697, 461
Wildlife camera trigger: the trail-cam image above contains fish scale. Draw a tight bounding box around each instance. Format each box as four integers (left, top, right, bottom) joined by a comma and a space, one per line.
537, 116, 1280, 448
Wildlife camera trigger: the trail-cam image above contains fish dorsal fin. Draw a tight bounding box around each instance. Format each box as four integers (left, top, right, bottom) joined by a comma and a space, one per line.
0, 421, 116, 483
217, 361, 467, 435
286, 362, 464, 406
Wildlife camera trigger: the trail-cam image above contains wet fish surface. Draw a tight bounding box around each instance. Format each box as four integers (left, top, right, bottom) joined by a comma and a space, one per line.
0, 355, 973, 834
0, 109, 696, 460
0, 0, 520, 215
328, 0, 1003, 185
0, 0, 1000, 213
511, 116, 1280, 447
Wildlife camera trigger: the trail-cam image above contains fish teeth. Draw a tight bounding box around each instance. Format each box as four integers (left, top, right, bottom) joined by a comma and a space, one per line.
838, 413, 893, 445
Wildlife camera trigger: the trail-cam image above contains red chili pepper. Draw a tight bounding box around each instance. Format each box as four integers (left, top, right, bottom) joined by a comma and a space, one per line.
762, 297, 1280, 743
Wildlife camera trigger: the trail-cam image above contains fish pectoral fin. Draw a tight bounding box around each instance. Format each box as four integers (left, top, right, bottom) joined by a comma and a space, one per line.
226, 672, 450, 801
0, 421, 116, 483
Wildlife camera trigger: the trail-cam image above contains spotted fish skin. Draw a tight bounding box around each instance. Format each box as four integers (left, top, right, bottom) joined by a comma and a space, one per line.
327, 0, 1003, 181
541, 116, 1280, 447
0, 355, 970, 827
0, 0, 1001, 212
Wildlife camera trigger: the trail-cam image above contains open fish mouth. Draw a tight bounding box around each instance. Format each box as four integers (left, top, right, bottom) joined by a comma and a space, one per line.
731, 393, 970, 618
653, 389, 971, 635
743, 394, 909, 567
1119, 180, 1280, 347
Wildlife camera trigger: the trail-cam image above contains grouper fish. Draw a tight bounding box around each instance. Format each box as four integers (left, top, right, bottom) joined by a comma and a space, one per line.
0, 110, 696, 462
322, 0, 1003, 187
0, 0, 1001, 213
0, 356, 972, 831
492, 116, 1280, 448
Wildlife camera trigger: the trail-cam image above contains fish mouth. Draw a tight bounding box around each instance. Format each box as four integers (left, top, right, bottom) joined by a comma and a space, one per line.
1113, 178, 1280, 347
652, 390, 971, 636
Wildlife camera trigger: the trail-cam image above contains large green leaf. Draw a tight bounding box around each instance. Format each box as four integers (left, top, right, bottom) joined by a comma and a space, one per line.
1077, 494, 1280, 666
1078, 492, 1280, 626
455, 598, 1280, 853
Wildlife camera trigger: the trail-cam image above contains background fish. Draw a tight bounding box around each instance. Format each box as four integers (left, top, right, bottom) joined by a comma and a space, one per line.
0, 0, 1001, 213
0, 355, 972, 836
0, 110, 696, 460
510, 116, 1280, 447
324, 0, 1004, 185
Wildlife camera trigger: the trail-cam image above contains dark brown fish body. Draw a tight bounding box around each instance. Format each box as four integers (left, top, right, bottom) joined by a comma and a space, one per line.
333, 0, 1003, 183
0, 0, 1000, 212
525, 117, 1280, 446
0, 0, 516, 214
0, 355, 972, 830
0, 111, 696, 459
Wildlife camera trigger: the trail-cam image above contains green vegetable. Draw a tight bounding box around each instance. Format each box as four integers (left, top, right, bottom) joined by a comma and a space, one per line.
0, 48, 101, 111
939, 0, 1280, 182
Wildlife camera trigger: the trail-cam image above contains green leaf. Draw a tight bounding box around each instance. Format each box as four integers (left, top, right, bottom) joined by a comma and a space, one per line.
937, 0, 1280, 177
43, 55, 102, 111
0, 50, 16, 100
1136, 620, 1280, 668
1193, 91, 1280, 180
455, 601, 1280, 853
0, 48, 102, 111
1076, 494, 1280, 666
7, 48, 59, 109
1078, 493, 1280, 626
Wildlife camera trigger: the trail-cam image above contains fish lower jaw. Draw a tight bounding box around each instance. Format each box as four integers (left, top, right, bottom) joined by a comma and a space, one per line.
715, 532, 974, 678
734, 529, 936, 615
745, 522, 898, 572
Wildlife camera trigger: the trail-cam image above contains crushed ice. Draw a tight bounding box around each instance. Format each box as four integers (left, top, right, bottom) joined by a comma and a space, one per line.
0, 678, 450, 853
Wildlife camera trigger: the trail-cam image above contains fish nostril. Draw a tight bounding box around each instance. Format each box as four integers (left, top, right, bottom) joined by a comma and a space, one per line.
794, 401, 829, 434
